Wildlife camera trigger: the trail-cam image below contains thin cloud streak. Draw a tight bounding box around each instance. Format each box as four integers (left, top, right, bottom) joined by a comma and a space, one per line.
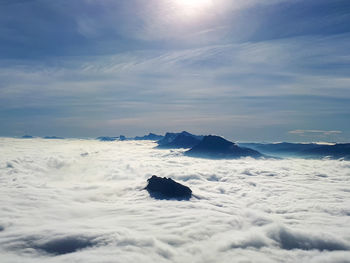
289, 130, 343, 136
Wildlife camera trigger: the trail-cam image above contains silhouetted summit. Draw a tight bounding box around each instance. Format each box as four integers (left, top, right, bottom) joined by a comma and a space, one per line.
157, 132, 178, 145
134, 133, 164, 141
145, 175, 192, 200
157, 131, 203, 149
185, 135, 262, 159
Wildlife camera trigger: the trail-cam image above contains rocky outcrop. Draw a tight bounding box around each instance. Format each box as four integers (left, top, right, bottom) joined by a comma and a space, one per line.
145, 175, 192, 200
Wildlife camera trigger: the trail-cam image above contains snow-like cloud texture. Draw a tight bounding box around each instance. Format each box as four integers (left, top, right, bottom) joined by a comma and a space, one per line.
1, 138, 349, 262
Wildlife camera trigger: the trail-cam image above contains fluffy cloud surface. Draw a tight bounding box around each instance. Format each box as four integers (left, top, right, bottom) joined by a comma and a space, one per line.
0, 138, 350, 262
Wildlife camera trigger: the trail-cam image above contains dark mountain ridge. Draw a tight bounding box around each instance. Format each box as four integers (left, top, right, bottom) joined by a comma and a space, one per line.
238, 142, 350, 160
97, 136, 119, 141
157, 131, 203, 149
186, 135, 262, 159
133, 133, 164, 141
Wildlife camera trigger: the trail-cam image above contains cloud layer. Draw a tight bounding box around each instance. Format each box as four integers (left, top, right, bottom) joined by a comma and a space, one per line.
0, 138, 349, 262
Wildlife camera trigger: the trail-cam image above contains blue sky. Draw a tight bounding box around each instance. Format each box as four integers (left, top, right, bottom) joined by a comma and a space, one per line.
0, 0, 349, 141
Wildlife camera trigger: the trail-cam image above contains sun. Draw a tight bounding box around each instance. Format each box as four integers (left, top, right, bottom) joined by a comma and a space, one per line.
173, 0, 213, 17
177, 0, 212, 8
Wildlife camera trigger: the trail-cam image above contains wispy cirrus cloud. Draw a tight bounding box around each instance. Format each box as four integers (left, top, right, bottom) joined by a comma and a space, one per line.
289, 130, 343, 136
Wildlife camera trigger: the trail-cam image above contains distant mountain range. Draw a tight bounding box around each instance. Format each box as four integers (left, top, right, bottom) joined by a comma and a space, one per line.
97, 133, 163, 141
21, 135, 34, 138
21, 135, 64, 139
239, 142, 350, 160
18, 133, 349, 160
96, 136, 120, 141
43, 136, 64, 139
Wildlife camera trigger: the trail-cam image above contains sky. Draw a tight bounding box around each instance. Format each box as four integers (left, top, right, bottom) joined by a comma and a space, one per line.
0, 0, 349, 141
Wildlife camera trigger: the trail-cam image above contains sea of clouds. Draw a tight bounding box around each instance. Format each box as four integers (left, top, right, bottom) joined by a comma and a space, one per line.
0, 138, 350, 263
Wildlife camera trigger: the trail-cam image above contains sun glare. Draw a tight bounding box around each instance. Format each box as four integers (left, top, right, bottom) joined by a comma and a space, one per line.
177, 0, 212, 8
174, 0, 213, 17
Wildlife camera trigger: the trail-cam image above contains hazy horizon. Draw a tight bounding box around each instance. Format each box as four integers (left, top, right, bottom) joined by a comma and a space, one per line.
1, 131, 348, 144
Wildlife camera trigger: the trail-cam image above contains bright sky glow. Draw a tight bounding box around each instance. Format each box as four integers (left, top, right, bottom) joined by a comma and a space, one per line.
174, 0, 213, 17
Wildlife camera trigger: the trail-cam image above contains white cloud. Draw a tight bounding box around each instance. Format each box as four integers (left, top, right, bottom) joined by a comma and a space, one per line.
0, 138, 349, 262
289, 130, 342, 136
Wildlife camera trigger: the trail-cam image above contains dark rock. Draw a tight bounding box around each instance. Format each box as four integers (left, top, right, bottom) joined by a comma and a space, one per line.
185, 135, 262, 159
134, 133, 164, 141
145, 175, 192, 200
157, 131, 203, 149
